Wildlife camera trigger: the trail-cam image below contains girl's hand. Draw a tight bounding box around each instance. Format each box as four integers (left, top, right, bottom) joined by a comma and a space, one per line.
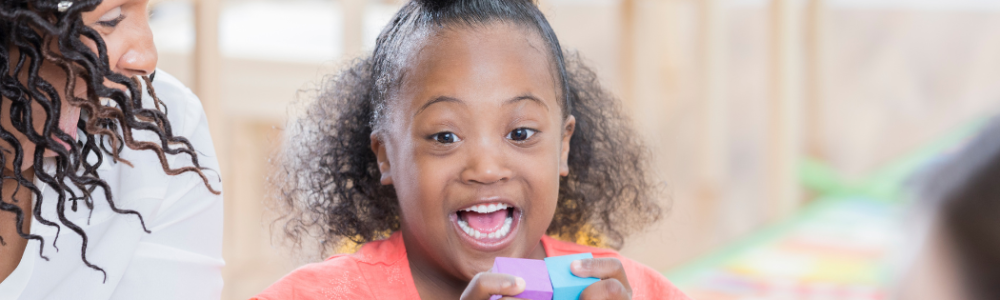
460, 272, 528, 300
571, 258, 633, 300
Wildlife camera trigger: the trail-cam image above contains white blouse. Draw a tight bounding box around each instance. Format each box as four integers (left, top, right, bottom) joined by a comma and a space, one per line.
0, 70, 225, 300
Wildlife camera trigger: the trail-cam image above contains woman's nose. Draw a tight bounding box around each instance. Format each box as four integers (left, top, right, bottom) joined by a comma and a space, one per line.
116, 23, 157, 77
460, 137, 513, 185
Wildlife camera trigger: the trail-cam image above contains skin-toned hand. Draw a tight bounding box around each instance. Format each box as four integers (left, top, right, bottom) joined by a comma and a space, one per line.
460, 272, 530, 300
572, 258, 633, 300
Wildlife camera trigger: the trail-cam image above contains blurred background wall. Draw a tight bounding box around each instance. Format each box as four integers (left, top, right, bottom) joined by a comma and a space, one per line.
145, 0, 1000, 298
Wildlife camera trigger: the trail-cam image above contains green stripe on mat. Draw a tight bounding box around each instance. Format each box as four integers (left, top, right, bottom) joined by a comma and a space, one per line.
662, 117, 989, 284
664, 197, 843, 286
800, 118, 988, 202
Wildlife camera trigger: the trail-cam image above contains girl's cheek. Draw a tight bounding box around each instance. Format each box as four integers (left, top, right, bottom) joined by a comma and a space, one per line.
395, 151, 445, 205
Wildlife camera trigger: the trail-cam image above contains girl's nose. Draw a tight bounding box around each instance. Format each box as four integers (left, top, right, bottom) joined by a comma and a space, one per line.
116, 24, 157, 77
460, 137, 513, 185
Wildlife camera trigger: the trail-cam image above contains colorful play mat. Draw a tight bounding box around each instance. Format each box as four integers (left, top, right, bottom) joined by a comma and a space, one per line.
664, 119, 987, 300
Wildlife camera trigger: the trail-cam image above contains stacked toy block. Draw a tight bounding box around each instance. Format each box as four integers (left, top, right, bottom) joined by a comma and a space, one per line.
489, 253, 599, 300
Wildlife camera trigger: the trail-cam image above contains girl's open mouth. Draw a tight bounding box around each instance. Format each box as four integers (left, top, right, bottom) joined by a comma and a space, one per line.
450, 202, 521, 251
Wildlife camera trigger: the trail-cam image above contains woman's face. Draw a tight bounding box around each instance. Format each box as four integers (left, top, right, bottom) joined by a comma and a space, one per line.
2, 0, 156, 172
371, 23, 575, 284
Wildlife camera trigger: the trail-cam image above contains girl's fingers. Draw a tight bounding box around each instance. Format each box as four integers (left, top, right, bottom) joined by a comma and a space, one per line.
579, 278, 630, 300
571, 258, 630, 284
460, 272, 526, 300
571, 258, 633, 299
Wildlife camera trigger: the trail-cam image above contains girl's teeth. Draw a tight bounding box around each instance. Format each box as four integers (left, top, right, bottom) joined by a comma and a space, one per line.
457, 216, 514, 240
461, 203, 509, 213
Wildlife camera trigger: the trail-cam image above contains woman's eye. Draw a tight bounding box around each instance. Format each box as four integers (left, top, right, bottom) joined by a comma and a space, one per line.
506, 128, 536, 141
96, 7, 124, 27
431, 132, 461, 144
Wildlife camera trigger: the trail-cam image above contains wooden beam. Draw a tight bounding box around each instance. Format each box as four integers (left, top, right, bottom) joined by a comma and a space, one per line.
342, 0, 367, 58
193, 0, 226, 173
805, 0, 826, 159
194, 0, 222, 129
619, 0, 636, 110
193, 2, 232, 296
699, 0, 728, 199
767, 0, 804, 220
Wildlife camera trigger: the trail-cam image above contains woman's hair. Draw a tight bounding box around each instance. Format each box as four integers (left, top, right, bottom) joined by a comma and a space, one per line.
1, 0, 218, 282
918, 118, 1000, 300
274, 0, 661, 256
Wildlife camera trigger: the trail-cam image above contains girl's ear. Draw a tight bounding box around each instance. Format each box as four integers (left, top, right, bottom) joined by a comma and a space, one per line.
559, 115, 576, 177
371, 132, 394, 185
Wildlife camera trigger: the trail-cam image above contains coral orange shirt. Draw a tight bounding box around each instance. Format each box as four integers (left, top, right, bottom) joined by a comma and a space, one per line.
252, 232, 690, 300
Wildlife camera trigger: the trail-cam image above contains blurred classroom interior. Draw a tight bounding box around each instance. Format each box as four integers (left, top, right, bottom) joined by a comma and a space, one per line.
146, 0, 1000, 299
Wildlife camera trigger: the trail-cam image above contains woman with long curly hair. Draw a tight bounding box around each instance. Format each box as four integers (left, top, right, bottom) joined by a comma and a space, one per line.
0, 0, 223, 299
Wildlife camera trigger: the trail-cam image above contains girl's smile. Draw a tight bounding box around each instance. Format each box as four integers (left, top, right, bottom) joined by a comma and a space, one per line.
451, 199, 522, 250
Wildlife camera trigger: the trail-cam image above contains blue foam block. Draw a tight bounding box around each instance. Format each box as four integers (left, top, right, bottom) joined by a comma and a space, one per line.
544, 253, 599, 300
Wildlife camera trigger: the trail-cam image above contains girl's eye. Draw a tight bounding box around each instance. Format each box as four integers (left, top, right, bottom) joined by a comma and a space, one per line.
431, 132, 461, 144
96, 7, 125, 27
506, 128, 536, 142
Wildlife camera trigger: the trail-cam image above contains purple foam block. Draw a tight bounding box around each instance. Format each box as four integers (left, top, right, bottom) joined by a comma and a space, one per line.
489, 257, 553, 300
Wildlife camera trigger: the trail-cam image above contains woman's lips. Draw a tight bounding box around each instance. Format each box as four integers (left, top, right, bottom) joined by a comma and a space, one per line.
52, 105, 80, 152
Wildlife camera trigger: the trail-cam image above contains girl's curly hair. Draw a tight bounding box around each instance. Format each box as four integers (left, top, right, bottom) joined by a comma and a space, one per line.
273, 0, 661, 256
1, 0, 219, 282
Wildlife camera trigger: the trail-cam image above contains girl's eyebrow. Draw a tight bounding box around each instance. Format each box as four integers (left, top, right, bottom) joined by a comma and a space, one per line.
415, 96, 464, 116
414, 94, 549, 117
505, 94, 548, 111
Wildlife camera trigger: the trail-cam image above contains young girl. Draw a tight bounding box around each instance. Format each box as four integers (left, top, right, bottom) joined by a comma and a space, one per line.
259, 0, 688, 299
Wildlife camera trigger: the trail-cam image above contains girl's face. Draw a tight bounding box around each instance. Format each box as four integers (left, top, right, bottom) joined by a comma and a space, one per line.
372, 24, 575, 283
2, 0, 156, 172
